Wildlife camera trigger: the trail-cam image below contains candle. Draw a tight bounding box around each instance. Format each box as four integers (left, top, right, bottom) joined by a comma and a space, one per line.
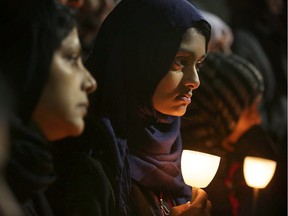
181, 150, 221, 188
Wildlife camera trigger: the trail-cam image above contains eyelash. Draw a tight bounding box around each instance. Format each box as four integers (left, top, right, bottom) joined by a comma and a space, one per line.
176, 58, 188, 66
66, 54, 80, 65
196, 62, 202, 72
170, 57, 187, 71
171, 57, 203, 72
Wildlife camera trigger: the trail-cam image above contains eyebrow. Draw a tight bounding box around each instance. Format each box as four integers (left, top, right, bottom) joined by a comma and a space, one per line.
176, 51, 207, 61
199, 54, 207, 61
177, 48, 193, 53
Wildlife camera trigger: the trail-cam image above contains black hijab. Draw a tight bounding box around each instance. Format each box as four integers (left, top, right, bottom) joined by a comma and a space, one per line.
86, 0, 210, 204
0, 0, 76, 203
0, 0, 75, 123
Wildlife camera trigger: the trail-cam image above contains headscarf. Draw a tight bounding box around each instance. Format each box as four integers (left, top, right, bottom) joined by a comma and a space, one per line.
0, 0, 75, 123
86, 0, 210, 204
0, 0, 76, 203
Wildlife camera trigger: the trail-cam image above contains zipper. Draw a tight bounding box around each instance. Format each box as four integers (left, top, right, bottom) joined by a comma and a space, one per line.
157, 192, 172, 216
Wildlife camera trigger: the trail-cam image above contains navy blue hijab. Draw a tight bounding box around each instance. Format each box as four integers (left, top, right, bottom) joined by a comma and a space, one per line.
86, 0, 210, 204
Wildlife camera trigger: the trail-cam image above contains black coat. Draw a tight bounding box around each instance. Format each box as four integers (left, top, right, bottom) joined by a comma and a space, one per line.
46, 117, 128, 216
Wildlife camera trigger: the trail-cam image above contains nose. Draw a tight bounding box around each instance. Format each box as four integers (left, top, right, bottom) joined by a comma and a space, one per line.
82, 67, 97, 94
183, 66, 200, 90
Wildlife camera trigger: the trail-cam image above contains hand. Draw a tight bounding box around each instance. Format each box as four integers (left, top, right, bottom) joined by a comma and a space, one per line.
170, 188, 212, 216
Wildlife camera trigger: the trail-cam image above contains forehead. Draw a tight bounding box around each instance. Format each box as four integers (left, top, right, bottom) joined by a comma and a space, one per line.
178, 28, 206, 56
59, 27, 80, 51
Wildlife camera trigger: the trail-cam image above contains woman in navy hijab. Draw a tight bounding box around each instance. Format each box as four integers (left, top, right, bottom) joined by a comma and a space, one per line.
48, 0, 211, 215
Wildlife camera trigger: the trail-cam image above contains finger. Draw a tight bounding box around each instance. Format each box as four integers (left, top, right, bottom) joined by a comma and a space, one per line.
207, 200, 212, 211
191, 187, 198, 202
170, 201, 192, 215
192, 188, 208, 207
205, 200, 212, 215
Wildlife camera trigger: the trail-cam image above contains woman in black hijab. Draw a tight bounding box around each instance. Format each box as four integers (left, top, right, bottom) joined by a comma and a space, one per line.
49, 0, 211, 215
0, 0, 96, 215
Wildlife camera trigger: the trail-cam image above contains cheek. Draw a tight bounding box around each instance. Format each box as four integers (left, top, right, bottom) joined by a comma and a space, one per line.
154, 72, 181, 96
152, 78, 171, 108
152, 75, 187, 116
41, 73, 81, 119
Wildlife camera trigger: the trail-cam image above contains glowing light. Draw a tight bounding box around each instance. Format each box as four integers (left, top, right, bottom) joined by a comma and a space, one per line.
181, 150, 221, 188
243, 156, 277, 189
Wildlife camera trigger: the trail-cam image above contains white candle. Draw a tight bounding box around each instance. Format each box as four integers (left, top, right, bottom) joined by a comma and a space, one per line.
243, 156, 277, 189
181, 150, 221, 188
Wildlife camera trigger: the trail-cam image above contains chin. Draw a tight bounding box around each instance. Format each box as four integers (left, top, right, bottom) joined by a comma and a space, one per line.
72, 124, 85, 136
157, 106, 187, 117
66, 119, 85, 137
162, 110, 186, 117
43, 120, 84, 141
172, 108, 187, 117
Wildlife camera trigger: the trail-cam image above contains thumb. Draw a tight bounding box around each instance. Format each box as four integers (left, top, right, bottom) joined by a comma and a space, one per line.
191, 187, 198, 202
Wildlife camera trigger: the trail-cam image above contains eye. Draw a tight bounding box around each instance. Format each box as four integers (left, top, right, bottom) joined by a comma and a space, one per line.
170, 56, 189, 71
175, 57, 188, 67
65, 53, 81, 65
195, 61, 203, 72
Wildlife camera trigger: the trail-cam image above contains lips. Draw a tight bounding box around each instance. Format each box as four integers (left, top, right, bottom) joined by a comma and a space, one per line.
176, 91, 193, 103
185, 92, 193, 98
78, 102, 89, 115
79, 102, 89, 108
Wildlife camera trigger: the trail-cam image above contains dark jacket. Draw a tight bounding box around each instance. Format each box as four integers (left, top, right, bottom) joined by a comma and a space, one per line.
46, 117, 127, 216
6, 117, 55, 216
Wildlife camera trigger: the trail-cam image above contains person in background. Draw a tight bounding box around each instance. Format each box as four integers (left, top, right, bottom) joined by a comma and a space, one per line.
181, 51, 280, 216
47, 0, 212, 215
227, 0, 287, 149
178, 2, 286, 214
57, 0, 118, 59
0, 0, 96, 215
73, 0, 118, 59
227, 2, 287, 213
194, 2, 285, 150
200, 10, 234, 54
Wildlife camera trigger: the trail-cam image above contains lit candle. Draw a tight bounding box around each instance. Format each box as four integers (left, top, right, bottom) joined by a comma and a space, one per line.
181, 150, 221, 188
243, 156, 277, 216
243, 156, 277, 189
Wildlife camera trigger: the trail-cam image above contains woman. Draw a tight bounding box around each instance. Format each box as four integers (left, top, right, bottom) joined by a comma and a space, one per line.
48, 0, 211, 215
0, 0, 96, 215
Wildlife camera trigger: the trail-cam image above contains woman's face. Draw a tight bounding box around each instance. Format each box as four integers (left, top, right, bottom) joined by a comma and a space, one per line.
152, 28, 206, 116
32, 27, 97, 141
